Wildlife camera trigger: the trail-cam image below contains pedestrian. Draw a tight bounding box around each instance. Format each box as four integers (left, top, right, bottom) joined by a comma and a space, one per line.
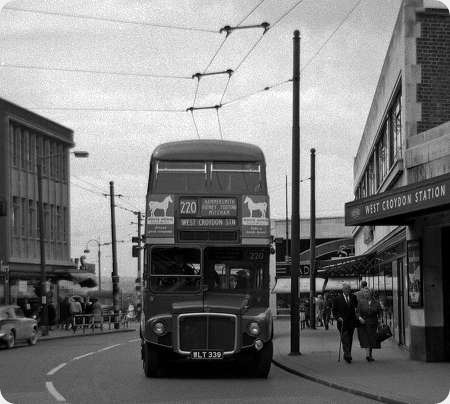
355, 280, 369, 304
60, 297, 70, 330
47, 302, 56, 330
332, 283, 358, 363
357, 288, 382, 362
69, 297, 82, 332
316, 294, 324, 327
323, 292, 332, 330
91, 298, 103, 329
304, 298, 310, 328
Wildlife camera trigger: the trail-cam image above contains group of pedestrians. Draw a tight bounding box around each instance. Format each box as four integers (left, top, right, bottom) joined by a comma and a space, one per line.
60, 296, 102, 331
332, 281, 383, 363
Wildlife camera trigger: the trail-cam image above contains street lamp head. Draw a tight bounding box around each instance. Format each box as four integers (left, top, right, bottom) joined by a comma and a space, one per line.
72, 151, 89, 158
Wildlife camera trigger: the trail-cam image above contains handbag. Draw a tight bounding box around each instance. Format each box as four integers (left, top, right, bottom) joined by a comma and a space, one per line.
376, 323, 392, 343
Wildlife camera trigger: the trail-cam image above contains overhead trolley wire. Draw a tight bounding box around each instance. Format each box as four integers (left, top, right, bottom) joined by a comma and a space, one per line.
29, 106, 186, 112
271, 0, 306, 30
3, 6, 218, 34
236, 0, 266, 27
0, 62, 192, 80
300, 0, 364, 73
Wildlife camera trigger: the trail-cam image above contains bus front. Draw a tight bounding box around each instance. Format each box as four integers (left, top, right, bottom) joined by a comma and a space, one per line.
141, 140, 273, 378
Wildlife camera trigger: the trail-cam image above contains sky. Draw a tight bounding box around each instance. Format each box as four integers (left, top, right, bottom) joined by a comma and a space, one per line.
0, 0, 448, 280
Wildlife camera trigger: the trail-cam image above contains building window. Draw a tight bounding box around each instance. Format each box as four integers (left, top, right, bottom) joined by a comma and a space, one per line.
376, 127, 388, 188
14, 127, 21, 168
44, 139, 50, 176
12, 197, 20, 236
63, 207, 67, 242
29, 132, 36, 173
21, 130, 29, 171
392, 93, 402, 162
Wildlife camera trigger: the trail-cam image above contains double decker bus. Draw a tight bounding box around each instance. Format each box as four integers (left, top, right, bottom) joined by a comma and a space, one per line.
140, 140, 273, 378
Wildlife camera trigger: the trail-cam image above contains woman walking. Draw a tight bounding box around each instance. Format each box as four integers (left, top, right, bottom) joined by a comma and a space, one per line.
357, 288, 382, 361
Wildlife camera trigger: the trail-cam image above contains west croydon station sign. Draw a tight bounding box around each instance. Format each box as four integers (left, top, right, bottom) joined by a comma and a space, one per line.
345, 173, 450, 226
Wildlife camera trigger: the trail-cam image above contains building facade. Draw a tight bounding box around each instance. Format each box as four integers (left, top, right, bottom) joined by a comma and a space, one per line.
270, 217, 354, 316
0, 98, 74, 310
345, 0, 450, 361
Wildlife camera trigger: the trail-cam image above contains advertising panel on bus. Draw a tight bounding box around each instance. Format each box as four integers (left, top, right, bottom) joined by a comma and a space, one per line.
146, 194, 175, 240
242, 195, 270, 238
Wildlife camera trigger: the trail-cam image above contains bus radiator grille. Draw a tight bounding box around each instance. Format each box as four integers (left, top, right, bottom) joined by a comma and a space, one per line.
178, 315, 236, 352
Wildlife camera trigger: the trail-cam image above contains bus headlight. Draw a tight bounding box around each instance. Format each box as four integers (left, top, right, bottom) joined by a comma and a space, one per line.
248, 322, 260, 336
152, 321, 166, 336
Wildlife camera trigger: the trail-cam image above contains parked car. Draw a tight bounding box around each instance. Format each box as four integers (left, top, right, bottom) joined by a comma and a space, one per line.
0, 305, 38, 348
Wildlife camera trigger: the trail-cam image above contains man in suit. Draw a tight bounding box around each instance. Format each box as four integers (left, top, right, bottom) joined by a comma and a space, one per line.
332, 283, 358, 363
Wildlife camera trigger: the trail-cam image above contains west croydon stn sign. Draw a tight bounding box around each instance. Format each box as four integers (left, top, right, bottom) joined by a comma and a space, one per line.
345, 173, 450, 226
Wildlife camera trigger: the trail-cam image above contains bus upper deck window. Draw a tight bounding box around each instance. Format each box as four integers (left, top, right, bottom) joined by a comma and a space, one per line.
211, 162, 264, 194
153, 161, 207, 193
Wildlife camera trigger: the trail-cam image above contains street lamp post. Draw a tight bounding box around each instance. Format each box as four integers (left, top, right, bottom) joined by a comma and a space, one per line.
84, 239, 126, 302
38, 150, 88, 336
84, 239, 102, 297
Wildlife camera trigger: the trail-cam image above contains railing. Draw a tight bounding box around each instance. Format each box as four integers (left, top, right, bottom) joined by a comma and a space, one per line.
70, 313, 132, 334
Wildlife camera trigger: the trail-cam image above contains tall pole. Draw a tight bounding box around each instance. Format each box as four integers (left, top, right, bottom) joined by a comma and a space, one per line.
136, 211, 142, 304
285, 175, 289, 261
37, 161, 49, 336
97, 241, 102, 298
110, 181, 120, 329
290, 29, 301, 355
309, 148, 316, 329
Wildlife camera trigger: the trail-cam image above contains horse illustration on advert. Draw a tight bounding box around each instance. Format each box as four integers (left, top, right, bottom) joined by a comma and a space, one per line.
244, 196, 267, 218
148, 196, 173, 217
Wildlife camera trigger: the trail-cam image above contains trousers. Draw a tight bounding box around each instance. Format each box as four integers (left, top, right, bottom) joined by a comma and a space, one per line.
338, 326, 355, 358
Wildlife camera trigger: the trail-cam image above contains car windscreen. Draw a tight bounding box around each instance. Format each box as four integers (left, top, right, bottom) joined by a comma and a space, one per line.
204, 247, 266, 292
150, 247, 201, 293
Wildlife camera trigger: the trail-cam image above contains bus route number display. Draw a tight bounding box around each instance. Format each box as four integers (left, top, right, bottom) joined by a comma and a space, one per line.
179, 198, 237, 217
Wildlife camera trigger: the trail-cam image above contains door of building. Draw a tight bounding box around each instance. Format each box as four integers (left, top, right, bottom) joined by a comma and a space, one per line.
442, 226, 450, 360
397, 257, 406, 345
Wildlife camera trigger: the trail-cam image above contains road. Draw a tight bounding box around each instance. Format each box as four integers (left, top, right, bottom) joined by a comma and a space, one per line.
0, 331, 378, 404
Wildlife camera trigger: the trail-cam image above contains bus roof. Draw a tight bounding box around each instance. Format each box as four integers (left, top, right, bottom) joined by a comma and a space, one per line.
151, 140, 265, 163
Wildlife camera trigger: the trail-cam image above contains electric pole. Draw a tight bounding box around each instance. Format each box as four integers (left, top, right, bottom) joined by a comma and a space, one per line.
310, 148, 316, 329
110, 181, 120, 329
290, 29, 301, 355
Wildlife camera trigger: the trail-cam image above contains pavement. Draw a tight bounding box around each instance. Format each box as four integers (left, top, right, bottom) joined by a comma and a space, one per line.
37, 322, 137, 341
272, 317, 450, 404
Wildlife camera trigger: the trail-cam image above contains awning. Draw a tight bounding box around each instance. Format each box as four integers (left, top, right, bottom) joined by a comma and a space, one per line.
317, 254, 377, 278
62, 271, 98, 288
272, 277, 359, 293
345, 172, 450, 226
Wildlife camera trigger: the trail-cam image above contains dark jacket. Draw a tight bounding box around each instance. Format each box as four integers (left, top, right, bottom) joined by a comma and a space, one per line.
332, 293, 358, 330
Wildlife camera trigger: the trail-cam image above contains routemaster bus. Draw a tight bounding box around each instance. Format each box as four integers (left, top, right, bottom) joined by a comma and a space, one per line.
140, 140, 273, 378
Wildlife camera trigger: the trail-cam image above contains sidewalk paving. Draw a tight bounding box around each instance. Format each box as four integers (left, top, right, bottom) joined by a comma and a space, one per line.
272, 318, 450, 404
38, 323, 137, 341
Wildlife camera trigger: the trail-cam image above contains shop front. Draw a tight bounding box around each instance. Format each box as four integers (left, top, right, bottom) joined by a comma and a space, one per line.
345, 172, 450, 361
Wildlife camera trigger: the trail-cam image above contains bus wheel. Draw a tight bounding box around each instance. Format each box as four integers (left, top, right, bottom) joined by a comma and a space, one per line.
142, 342, 161, 377
252, 340, 273, 378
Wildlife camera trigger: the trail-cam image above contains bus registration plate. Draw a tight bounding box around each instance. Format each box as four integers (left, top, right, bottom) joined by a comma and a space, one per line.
190, 351, 223, 360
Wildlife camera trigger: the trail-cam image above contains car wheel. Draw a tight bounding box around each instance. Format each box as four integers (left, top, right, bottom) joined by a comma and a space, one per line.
28, 328, 38, 345
6, 330, 15, 349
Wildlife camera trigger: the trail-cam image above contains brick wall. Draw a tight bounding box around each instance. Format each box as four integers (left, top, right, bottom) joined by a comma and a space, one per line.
416, 9, 450, 134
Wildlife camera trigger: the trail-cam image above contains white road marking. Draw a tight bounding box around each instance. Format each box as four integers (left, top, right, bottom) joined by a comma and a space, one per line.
128, 338, 140, 343
97, 343, 121, 352
47, 363, 67, 376
45, 381, 66, 402
72, 351, 95, 361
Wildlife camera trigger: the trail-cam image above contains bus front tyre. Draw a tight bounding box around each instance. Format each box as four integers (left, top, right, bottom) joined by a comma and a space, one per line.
252, 340, 273, 378
142, 342, 161, 378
